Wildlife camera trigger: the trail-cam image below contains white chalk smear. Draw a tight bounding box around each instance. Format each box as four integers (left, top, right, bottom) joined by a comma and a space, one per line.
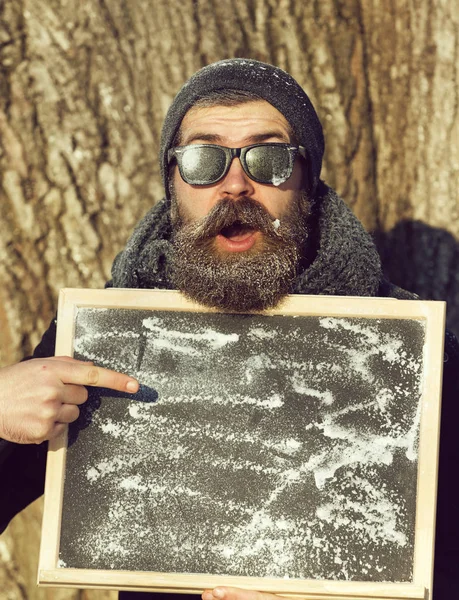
290, 375, 334, 406
142, 318, 239, 349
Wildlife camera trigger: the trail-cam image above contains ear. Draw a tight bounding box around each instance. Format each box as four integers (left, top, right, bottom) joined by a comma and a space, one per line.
168, 178, 180, 227
170, 201, 180, 226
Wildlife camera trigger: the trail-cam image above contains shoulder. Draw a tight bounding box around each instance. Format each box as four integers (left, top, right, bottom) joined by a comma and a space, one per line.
378, 278, 419, 300
379, 278, 459, 384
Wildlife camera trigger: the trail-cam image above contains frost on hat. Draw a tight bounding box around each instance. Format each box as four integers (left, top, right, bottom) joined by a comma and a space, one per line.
160, 58, 325, 198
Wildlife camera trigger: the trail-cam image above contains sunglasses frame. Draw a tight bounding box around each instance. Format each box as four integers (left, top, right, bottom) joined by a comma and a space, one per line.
167, 143, 308, 186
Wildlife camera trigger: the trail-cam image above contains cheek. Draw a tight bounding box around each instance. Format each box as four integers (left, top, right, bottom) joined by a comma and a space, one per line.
172, 179, 215, 224
257, 192, 297, 221
262, 164, 305, 219
174, 169, 227, 222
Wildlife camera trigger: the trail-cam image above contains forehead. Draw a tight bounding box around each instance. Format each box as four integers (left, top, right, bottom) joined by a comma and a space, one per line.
179, 100, 293, 145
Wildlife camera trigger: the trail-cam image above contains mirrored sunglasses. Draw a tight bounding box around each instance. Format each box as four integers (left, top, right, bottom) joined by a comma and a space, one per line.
167, 143, 307, 186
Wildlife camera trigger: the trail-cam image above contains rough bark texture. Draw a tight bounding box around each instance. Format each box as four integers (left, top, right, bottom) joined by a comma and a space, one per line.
0, 1, 457, 598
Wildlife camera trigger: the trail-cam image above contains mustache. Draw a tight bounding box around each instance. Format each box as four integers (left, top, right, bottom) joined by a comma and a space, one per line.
180, 197, 280, 240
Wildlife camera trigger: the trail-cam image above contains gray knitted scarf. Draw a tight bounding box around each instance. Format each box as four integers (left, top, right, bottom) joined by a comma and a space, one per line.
109, 183, 385, 299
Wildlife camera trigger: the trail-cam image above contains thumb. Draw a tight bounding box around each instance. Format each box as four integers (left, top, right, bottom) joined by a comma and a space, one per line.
203, 588, 279, 600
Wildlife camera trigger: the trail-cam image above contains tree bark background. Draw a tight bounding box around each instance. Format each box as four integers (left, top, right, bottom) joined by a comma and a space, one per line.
0, 0, 457, 598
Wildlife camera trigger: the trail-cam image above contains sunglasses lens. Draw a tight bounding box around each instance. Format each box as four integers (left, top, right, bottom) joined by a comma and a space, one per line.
180, 146, 227, 184
245, 146, 292, 184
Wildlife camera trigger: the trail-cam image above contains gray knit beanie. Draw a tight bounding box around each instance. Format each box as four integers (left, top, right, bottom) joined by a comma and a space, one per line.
160, 58, 325, 199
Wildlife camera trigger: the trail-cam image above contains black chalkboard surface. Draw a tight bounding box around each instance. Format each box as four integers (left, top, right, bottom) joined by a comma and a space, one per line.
38, 289, 445, 600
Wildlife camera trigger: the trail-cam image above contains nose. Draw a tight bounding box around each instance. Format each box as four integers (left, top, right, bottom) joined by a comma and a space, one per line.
218, 157, 255, 199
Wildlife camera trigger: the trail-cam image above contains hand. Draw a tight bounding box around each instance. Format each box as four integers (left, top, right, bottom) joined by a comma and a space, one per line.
0, 356, 139, 444
203, 587, 283, 600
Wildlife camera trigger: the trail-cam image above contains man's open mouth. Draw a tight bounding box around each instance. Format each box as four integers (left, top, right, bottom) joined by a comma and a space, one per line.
215, 221, 259, 252
219, 221, 256, 241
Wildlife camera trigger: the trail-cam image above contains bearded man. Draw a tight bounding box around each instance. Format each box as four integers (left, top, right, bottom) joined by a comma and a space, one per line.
0, 59, 458, 600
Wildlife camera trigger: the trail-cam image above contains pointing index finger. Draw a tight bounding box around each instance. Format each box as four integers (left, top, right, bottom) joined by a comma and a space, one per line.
58, 362, 139, 393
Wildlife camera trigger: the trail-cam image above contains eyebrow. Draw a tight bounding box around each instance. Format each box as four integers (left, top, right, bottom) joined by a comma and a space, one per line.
181, 131, 291, 145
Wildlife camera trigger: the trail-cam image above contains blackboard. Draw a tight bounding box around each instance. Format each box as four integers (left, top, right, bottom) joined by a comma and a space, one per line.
38, 289, 445, 600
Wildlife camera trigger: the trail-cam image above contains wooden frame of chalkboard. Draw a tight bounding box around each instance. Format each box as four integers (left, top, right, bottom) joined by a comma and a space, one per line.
38, 288, 445, 600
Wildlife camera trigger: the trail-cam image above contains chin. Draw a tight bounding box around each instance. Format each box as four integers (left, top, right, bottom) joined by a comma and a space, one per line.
180, 286, 289, 313
172, 249, 298, 313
